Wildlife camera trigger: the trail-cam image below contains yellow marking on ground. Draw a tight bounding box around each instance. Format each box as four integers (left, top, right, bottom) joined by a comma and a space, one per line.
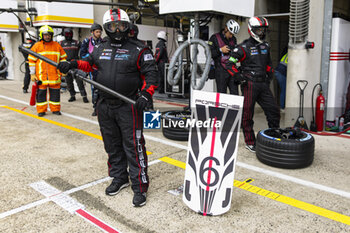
159, 156, 350, 226
159, 157, 186, 169
1, 106, 151, 155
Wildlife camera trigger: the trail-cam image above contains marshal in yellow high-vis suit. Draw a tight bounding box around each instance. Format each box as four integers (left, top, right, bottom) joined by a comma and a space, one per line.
28, 25, 67, 117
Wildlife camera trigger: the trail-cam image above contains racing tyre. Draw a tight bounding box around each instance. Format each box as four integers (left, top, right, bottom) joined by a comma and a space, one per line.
161, 110, 190, 141
256, 127, 314, 169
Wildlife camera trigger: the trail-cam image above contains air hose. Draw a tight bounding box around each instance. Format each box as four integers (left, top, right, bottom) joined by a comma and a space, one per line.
0, 56, 9, 74
167, 14, 211, 90
302, 126, 350, 137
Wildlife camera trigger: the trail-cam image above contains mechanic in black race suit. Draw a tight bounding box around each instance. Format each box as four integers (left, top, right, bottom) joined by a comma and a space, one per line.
154, 31, 168, 93
226, 16, 280, 153
80, 23, 103, 115
57, 8, 157, 207
21, 31, 36, 93
59, 28, 89, 103
208, 19, 240, 95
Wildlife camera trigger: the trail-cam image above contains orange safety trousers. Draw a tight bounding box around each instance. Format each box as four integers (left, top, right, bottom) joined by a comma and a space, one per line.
36, 83, 61, 113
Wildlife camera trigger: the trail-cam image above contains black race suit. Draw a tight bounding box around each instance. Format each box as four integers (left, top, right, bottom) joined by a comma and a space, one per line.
60, 39, 87, 98
227, 37, 280, 145
21, 41, 35, 91
77, 37, 158, 193
208, 31, 238, 95
154, 39, 168, 93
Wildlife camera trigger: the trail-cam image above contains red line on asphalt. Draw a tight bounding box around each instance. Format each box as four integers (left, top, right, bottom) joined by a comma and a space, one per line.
21, 107, 27, 111
76, 209, 119, 233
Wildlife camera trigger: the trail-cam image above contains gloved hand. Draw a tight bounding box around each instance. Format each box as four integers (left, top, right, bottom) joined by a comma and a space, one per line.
234, 73, 247, 84
30, 74, 37, 82
266, 72, 274, 85
135, 91, 152, 111
57, 60, 78, 74
72, 69, 88, 79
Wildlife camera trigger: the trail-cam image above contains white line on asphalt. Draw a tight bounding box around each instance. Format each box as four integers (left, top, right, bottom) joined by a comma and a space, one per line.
0, 161, 160, 219
0, 198, 50, 219
30, 181, 84, 213
0, 95, 29, 106
1, 95, 350, 200
31, 181, 121, 232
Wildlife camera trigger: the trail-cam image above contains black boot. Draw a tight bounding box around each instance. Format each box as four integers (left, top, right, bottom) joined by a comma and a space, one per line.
91, 108, 97, 116
83, 97, 89, 103
132, 192, 147, 207
68, 96, 76, 102
105, 180, 129, 196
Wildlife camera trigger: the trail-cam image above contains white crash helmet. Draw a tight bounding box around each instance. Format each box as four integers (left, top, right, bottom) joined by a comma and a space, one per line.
103, 8, 130, 41
157, 31, 167, 41
248, 16, 269, 43
226, 19, 240, 34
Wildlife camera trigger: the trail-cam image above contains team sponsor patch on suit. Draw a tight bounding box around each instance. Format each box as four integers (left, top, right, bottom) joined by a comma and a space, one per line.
114, 54, 130, 60
116, 49, 129, 54
261, 49, 268, 54
99, 53, 112, 60
251, 49, 259, 55
144, 54, 154, 61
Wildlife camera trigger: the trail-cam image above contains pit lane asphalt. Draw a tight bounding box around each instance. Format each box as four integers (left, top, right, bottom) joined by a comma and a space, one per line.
0, 80, 349, 232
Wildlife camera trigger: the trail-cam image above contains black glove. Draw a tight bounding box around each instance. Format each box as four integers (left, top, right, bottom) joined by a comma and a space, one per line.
57, 60, 78, 73
73, 69, 88, 79
266, 72, 274, 85
234, 73, 247, 84
135, 91, 152, 111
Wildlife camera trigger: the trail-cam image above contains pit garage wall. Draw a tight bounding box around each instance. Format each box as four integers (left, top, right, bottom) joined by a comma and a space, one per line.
9, 0, 108, 83
285, 0, 325, 126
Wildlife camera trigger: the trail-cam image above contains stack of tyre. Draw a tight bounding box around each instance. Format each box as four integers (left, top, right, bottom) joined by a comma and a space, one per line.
161, 110, 191, 141
256, 127, 315, 169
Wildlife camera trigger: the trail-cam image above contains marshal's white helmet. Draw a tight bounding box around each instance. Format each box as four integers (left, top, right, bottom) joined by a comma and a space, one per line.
157, 31, 167, 41
103, 8, 130, 42
226, 19, 240, 34
248, 16, 269, 43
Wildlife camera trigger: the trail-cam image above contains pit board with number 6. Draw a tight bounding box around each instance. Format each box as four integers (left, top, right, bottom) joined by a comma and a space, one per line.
183, 90, 243, 216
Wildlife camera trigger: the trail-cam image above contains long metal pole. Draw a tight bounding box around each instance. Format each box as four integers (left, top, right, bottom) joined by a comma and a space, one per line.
18, 45, 136, 105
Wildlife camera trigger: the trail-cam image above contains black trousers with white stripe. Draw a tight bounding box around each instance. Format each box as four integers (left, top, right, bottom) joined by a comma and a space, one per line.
97, 99, 149, 194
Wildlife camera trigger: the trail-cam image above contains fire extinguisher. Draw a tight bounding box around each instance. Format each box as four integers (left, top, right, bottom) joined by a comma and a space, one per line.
310, 83, 324, 132
29, 80, 41, 106
315, 90, 325, 131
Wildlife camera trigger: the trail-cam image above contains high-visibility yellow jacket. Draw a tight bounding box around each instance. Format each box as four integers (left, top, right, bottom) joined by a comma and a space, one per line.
28, 40, 67, 85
